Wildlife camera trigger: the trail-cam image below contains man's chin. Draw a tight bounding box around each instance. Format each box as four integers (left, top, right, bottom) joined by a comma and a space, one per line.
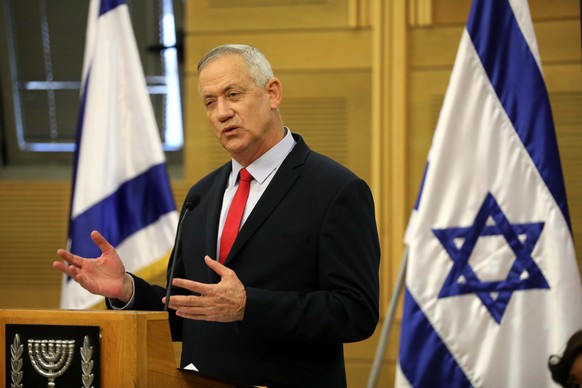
222, 141, 248, 159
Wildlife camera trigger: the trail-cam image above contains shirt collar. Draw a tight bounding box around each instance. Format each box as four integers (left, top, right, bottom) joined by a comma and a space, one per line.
229, 127, 296, 185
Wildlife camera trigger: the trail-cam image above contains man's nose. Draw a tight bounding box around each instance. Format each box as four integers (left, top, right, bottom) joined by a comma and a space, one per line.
216, 99, 234, 122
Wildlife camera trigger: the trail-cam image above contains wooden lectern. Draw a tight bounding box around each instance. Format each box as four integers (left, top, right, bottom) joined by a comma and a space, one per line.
0, 309, 242, 387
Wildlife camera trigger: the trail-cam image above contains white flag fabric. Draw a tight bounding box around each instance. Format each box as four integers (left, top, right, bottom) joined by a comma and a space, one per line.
396, 0, 582, 386
60, 0, 178, 309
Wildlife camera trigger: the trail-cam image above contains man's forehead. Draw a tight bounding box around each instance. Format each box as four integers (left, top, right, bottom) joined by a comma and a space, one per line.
198, 61, 253, 95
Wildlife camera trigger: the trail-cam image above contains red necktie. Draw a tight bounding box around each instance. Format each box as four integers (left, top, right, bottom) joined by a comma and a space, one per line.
219, 168, 253, 264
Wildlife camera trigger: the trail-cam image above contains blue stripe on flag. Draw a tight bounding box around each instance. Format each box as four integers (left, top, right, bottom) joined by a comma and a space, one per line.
100, 0, 125, 16
69, 163, 175, 258
466, 0, 571, 229
399, 288, 472, 387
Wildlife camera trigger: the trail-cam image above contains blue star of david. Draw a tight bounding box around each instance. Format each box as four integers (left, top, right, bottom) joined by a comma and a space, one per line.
433, 192, 549, 324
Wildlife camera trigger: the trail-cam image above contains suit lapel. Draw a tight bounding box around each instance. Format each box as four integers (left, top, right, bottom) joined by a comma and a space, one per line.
223, 135, 310, 267
205, 164, 230, 281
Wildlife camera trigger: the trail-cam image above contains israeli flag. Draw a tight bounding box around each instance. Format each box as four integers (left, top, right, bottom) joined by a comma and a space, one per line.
396, 0, 582, 386
60, 0, 178, 309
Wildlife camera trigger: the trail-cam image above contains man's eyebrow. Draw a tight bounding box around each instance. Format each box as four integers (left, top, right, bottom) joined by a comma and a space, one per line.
223, 84, 247, 93
224, 84, 236, 90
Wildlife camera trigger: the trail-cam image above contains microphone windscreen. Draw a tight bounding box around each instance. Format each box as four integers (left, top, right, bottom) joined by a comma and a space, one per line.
184, 193, 200, 210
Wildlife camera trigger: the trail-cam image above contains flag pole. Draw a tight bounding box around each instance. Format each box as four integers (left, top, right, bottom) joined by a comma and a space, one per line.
366, 245, 409, 388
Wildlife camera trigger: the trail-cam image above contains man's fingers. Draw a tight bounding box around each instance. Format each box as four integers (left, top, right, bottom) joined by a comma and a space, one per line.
56, 249, 82, 267
90, 230, 115, 253
52, 260, 77, 278
52, 260, 70, 275
204, 255, 228, 277
172, 278, 210, 294
167, 293, 202, 307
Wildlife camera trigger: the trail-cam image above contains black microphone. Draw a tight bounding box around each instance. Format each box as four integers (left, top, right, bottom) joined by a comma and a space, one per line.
164, 193, 201, 311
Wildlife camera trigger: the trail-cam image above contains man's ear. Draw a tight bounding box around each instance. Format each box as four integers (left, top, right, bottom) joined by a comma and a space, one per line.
266, 77, 283, 110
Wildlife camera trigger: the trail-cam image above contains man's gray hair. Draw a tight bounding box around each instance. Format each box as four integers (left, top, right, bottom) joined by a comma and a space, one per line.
197, 44, 274, 88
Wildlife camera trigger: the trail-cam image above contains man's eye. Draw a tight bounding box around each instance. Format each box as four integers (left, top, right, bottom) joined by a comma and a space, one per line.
204, 100, 216, 109
228, 92, 240, 99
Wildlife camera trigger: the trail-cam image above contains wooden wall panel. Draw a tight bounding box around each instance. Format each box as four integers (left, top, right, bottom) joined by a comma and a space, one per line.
186, 0, 349, 32
536, 20, 581, 63
0, 182, 68, 308
184, 30, 372, 75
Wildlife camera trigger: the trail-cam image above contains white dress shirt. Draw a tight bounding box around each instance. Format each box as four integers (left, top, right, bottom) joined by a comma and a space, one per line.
216, 128, 296, 260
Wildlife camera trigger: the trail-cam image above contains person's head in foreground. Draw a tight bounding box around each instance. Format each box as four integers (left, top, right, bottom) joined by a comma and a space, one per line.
549, 329, 582, 388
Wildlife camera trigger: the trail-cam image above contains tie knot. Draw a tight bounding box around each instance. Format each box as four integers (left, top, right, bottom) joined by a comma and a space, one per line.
239, 168, 253, 183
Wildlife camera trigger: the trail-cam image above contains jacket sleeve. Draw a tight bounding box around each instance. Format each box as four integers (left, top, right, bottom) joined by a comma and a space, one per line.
105, 273, 185, 341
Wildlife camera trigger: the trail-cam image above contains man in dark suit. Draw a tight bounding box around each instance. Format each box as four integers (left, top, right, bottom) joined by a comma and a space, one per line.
54, 44, 380, 387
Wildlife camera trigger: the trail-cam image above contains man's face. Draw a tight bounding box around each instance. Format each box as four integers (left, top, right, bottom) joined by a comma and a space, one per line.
198, 53, 282, 166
